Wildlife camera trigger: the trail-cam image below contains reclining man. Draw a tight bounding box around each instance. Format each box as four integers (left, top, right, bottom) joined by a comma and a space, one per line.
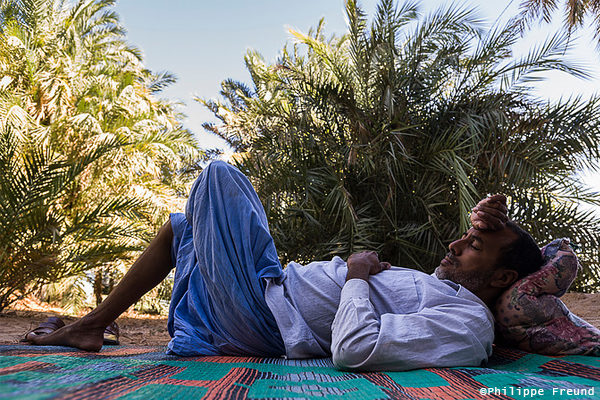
26, 161, 544, 371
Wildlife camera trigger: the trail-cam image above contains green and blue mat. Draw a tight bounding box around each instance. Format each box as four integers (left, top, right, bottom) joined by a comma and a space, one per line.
0, 345, 598, 399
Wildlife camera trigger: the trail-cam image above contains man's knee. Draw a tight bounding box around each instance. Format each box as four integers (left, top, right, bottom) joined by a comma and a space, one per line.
188, 161, 234, 199
186, 161, 242, 219
204, 160, 238, 178
200, 161, 250, 193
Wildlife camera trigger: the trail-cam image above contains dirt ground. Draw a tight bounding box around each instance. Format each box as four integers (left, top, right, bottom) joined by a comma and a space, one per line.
1, 293, 598, 346
0, 297, 171, 346
559, 292, 600, 329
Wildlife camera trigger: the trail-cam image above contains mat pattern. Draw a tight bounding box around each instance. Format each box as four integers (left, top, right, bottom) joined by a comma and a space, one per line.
0, 345, 598, 399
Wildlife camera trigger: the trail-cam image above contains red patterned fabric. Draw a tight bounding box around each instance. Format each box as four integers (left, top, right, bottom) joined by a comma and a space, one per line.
494, 238, 600, 355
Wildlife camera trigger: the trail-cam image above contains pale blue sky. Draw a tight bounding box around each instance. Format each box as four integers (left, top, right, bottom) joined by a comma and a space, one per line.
114, 0, 600, 187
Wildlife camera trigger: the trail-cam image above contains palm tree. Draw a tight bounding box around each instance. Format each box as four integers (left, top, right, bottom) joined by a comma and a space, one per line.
0, 121, 147, 312
0, 0, 204, 309
517, 0, 600, 48
201, 0, 600, 290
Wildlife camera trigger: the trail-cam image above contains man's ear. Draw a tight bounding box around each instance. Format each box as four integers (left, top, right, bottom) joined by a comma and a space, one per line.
490, 268, 519, 289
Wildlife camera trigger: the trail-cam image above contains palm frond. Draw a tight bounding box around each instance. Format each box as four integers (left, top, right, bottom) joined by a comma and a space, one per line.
199, 0, 600, 289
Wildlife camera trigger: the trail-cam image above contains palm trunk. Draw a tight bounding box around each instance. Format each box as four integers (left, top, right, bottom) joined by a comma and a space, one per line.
94, 268, 103, 306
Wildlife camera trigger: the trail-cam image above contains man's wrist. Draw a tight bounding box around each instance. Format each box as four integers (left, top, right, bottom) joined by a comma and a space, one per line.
346, 266, 370, 282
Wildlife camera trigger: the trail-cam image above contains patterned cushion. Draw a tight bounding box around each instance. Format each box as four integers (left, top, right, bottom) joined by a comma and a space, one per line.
494, 238, 600, 355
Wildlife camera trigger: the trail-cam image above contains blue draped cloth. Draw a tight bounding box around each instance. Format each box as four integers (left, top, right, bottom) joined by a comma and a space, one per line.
166, 161, 286, 356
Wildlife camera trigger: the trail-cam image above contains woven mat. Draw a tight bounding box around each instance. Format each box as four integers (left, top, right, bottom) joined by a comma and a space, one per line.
0, 345, 598, 399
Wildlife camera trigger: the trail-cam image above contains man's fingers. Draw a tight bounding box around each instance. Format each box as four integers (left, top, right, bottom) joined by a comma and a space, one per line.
475, 200, 507, 215
472, 205, 508, 222
472, 220, 488, 230
471, 194, 509, 231
471, 211, 504, 230
475, 194, 508, 214
479, 194, 506, 207
371, 261, 391, 275
477, 213, 504, 229
471, 217, 488, 230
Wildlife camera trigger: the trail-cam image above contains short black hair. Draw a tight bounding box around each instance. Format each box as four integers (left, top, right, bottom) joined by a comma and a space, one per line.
495, 221, 544, 280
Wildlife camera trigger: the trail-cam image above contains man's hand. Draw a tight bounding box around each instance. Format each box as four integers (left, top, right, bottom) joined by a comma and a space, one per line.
470, 194, 508, 231
346, 251, 391, 282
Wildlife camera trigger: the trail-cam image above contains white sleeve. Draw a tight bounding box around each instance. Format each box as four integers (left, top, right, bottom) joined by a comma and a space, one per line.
331, 279, 494, 371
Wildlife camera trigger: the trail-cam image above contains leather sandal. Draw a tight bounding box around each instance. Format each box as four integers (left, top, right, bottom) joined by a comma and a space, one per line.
103, 321, 120, 345
22, 316, 65, 342
22, 316, 120, 345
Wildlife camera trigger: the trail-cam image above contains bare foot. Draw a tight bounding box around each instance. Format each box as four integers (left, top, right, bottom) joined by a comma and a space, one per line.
26, 319, 105, 352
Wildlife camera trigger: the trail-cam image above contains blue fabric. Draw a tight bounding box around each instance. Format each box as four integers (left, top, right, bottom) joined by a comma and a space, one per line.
166, 161, 286, 357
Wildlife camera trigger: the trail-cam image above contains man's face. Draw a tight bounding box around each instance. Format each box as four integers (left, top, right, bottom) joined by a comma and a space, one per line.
434, 226, 517, 294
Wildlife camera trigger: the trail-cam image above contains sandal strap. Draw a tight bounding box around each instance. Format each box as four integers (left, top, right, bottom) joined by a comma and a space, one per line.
37, 316, 65, 330
104, 321, 119, 337
23, 316, 65, 341
103, 321, 120, 345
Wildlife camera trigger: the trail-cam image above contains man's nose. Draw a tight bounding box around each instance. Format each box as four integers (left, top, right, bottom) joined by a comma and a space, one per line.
449, 239, 462, 255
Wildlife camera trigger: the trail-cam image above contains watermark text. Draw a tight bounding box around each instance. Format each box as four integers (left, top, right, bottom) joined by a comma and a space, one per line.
479, 386, 595, 397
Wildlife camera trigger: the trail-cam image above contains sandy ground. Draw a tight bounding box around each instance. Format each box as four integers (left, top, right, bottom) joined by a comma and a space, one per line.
0, 293, 598, 346
559, 292, 600, 328
0, 297, 171, 346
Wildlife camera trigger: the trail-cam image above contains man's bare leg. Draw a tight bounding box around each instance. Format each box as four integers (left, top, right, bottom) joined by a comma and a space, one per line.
27, 220, 174, 351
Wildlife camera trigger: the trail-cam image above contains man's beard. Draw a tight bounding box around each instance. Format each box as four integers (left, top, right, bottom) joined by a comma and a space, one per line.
434, 256, 493, 294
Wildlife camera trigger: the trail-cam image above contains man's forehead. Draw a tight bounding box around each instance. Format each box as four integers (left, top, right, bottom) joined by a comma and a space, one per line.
473, 226, 516, 248
465, 228, 484, 243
